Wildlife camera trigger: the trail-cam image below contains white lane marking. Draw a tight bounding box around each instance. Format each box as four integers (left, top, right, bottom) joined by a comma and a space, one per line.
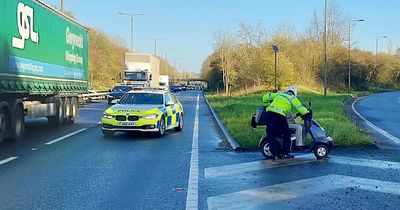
205, 154, 400, 178
329, 155, 400, 170
0, 157, 18, 166
205, 154, 317, 178
44, 128, 87, 145
186, 94, 200, 210
352, 97, 400, 144
207, 174, 400, 210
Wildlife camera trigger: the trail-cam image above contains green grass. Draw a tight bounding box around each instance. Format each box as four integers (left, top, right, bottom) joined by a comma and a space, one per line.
207, 92, 373, 148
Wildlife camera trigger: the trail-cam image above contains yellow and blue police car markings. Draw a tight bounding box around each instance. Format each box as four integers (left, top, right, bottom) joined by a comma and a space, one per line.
159, 107, 168, 117
166, 106, 177, 126
176, 111, 180, 124
157, 106, 168, 129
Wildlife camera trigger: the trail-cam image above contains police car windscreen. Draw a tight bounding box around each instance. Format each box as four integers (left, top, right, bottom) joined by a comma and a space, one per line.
119, 93, 163, 105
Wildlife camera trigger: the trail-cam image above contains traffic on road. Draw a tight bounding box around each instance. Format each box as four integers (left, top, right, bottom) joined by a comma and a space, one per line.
1, 0, 400, 209
2, 91, 400, 210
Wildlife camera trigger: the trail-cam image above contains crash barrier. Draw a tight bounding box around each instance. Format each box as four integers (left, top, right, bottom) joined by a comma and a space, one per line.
78, 92, 108, 105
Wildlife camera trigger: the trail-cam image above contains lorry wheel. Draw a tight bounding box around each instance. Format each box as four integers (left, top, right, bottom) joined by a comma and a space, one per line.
63, 97, 71, 123
0, 109, 8, 144
0, 104, 12, 143
11, 103, 25, 140
47, 97, 64, 126
314, 144, 329, 159
69, 97, 78, 124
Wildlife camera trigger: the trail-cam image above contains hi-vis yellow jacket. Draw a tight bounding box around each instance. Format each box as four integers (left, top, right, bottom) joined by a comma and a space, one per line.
262, 92, 309, 117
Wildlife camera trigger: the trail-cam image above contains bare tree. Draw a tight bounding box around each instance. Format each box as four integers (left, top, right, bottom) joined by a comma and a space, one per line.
215, 31, 237, 95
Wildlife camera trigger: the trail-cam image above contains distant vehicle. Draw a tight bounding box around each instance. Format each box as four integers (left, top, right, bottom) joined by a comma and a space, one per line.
0, 0, 89, 143
108, 85, 133, 105
170, 85, 182, 92
159, 75, 169, 90
123, 53, 160, 88
181, 85, 188, 91
101, 90, 184, 137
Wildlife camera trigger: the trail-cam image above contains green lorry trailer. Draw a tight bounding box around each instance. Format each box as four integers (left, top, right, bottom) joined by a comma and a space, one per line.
0, 0, 89, 143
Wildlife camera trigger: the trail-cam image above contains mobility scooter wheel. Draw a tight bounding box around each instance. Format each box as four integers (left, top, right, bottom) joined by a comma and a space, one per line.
314, 144, 329, 159
260, 141, 274, 159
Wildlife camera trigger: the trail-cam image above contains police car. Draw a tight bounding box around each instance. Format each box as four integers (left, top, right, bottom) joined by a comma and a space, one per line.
101, 90, 184, 137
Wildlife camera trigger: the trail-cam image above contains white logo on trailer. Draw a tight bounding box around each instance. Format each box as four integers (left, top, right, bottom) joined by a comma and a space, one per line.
12, 2, 39, 49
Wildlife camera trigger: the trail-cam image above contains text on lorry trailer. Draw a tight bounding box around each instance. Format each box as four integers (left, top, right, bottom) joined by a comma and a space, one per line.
12, 2, 39, 49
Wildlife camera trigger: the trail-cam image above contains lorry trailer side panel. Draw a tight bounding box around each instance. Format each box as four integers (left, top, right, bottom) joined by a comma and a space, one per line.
0, 0, 89, 95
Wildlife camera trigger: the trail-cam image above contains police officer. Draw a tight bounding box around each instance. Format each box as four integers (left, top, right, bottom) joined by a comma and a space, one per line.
262, 86, 309, 159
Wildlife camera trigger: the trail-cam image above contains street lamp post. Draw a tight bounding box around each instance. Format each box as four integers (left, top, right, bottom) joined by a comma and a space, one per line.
160, 50, 172, 76
324, 0, 328, 96
60, 0, 64, 12
348, 19, 364, 93
170, 58, 182, 84
146, 38, 165, 55
375, 35, 388, 73
118, 12, 146, 52
272, 45, 279, 92
177, 63, 184, 82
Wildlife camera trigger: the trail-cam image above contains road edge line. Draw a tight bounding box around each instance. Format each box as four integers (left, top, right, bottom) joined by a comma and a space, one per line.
44, 128, 88, 145
186, 94, 200, 210
352, 97, 400, 144
203, 94, 240, 151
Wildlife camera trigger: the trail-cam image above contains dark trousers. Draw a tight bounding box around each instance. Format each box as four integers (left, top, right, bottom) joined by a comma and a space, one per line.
265, 111, 291, 155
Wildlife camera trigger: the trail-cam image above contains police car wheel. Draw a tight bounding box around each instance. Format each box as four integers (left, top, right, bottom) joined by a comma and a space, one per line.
260, 141, 274, 159
175, 113, 183, 132
156, 117, 166, 137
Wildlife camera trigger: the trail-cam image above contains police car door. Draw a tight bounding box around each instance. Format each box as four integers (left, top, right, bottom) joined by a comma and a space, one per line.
165, 93, 176, 128
170, 93, 182, 125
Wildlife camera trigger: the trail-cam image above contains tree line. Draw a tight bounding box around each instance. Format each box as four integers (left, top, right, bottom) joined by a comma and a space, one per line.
201, 3, 400, 94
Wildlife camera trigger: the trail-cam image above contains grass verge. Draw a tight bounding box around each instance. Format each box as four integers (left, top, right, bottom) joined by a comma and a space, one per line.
207, 92, 373, 148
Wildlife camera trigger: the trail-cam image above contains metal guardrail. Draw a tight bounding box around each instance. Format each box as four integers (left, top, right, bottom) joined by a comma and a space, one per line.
78, 92, 108, 104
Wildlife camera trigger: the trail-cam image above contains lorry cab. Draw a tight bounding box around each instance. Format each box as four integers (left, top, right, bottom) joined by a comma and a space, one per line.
123, 53, 160, 88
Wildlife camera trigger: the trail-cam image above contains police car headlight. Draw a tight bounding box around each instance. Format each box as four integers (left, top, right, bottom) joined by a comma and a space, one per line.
144, 114, 158, 120
103, 113, 114, 119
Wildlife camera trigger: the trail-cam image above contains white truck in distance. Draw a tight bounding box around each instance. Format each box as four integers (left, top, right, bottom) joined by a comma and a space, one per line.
123, 53, 160, 88
159, 75, 169, 90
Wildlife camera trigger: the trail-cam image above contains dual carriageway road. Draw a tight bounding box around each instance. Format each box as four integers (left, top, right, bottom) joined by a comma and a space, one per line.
0, 90, 400, 209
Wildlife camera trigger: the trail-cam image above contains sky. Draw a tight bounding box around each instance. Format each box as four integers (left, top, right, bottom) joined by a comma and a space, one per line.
44, 0, 400, 72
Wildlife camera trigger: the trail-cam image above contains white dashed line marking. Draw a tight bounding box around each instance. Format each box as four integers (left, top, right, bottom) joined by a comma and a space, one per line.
44, 128, 87, 145
186, 94, 200, 210
0, 157, 18, 166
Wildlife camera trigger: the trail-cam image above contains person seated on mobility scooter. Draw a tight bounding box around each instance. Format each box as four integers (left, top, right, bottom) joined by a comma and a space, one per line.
262, 86, 309, 159
287, 111, 306, 151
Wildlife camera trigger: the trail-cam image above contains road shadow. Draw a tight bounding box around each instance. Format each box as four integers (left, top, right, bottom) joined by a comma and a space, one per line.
102, 130, 179, 142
